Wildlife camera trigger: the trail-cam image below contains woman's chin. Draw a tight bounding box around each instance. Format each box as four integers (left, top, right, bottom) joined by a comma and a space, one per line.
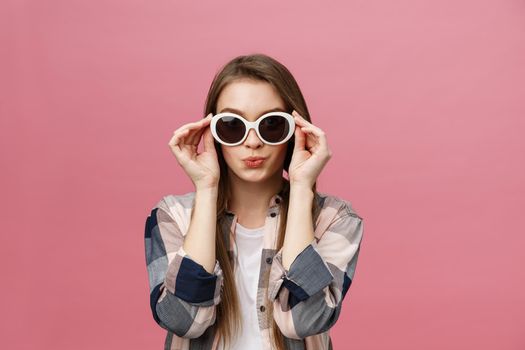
231, 167, 269, 182
240, 171, 267, 182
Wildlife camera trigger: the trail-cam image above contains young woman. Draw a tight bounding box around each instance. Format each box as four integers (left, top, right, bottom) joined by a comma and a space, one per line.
144, 53, 364, 350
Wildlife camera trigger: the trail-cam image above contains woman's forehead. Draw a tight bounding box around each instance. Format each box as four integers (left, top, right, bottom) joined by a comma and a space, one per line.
217, 81, 285, 119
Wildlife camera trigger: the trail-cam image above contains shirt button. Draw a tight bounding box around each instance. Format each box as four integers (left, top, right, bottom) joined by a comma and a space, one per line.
275, 198, 281, 204
266, 257, 272, 264
270, 212, 276, 217
260, 305, 266, 312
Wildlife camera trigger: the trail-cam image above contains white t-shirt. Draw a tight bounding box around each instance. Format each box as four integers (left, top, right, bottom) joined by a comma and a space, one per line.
221, 222, 265, 350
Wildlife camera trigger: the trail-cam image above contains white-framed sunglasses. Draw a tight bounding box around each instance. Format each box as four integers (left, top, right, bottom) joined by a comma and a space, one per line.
210, 111, 296, 146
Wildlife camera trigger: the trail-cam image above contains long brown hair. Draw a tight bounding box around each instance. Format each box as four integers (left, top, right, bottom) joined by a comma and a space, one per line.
202, 53, 320, 350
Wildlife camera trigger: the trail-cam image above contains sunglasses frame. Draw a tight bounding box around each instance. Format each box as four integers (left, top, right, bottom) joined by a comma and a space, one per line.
210, 111, 296, 146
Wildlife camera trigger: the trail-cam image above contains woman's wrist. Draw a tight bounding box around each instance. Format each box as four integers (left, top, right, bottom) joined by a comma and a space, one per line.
290, 182, 314, 195
195, 184, 219, 196
194, 177, 219, 192
289, 184, 315, 205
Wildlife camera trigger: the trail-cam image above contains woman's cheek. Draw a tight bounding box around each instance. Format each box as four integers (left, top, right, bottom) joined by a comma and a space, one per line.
222, 147, 243, 171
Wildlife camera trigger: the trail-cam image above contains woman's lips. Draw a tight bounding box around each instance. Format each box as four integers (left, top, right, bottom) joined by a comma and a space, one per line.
243, 158, 266, 168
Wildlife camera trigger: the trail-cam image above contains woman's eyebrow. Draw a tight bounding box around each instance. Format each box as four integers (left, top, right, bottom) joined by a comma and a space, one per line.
218, 107, 286, 118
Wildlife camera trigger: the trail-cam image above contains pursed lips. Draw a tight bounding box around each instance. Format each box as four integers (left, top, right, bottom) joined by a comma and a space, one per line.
243, 156, 267, 161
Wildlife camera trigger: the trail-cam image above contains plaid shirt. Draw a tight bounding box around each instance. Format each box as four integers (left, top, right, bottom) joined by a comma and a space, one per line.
144, 190, 364, 350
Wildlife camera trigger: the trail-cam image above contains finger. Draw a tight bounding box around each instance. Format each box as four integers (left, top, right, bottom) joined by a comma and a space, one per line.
293, 125, 306, 152
295, 116, 323, 138
172, 115, 210, 145
190, 113, 213, 126
190, 124, 211, 146
299, 125, 326, 140
168, 132, 189, 163
177, 114, 212, 137
300, 128, 317, 150
188, 128, 204, 146
292, 110, 324, 132
203, 126, 217, 154
295, 117, 323, 136
188, 115, 213, 145
292, 110, 310, 124
169, 128, 189, 146
300, 126, 330, 153
186, 117, 211, 136
186, 123, 204, 145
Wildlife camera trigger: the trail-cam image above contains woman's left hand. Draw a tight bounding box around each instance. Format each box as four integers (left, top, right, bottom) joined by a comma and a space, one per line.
288, 110, 332, 189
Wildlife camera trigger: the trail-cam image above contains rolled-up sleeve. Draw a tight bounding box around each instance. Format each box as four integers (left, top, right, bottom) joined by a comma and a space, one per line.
144, 198, 223, 339
268, 203, 364, 339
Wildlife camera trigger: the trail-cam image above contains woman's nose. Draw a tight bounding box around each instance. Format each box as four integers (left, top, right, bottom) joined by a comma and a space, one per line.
244, 128, 263, 148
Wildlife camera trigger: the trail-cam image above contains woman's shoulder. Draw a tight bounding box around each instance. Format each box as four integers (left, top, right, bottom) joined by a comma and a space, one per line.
156, 191, 196, 209
150, 191, 196, 226
313, 191, 364, 242
315, 191, 363, 221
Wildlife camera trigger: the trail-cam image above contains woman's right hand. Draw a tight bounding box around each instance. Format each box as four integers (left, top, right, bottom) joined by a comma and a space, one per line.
168, 113, 220, 189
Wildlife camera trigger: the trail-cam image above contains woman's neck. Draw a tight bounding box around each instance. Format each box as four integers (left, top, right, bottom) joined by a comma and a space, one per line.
227, 173, 285, 227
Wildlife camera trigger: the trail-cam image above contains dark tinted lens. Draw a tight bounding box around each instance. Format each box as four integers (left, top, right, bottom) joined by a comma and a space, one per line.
216, 116, 246, 143
259, 115, 289, 143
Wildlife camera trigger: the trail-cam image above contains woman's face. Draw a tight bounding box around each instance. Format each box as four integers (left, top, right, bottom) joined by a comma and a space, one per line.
216, 79, 289, 184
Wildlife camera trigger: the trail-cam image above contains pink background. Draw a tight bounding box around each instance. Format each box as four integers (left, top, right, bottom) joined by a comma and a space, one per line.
1, 0, 524, 349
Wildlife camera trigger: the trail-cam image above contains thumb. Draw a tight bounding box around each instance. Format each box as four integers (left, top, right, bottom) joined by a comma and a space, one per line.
203, 125, 216, 153
293, 125, 305, 152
